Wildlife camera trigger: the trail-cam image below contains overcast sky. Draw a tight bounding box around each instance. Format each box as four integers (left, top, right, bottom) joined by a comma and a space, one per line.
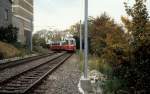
34, 0, 150, 32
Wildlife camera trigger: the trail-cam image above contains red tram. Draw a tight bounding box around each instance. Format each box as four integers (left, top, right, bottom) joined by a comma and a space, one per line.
49, 38, 76, 52
49, 42, 63, 51
63, 38, 76, 52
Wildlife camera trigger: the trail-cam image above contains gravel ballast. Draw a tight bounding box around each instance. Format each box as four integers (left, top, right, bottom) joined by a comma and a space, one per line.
0, 53, 62, 82
31, 54, 81, 94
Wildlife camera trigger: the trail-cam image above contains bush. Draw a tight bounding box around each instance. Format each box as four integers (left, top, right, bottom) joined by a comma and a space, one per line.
88, 56, 113, 77
13, 42, 26, 48
103, 77, 128, 94
32, 31, 47, 48
0, 41, 20, 59
89, 56, 101, 71
0, 25, 18, 43
115, 40, 150, 93
33, 46, 49, 54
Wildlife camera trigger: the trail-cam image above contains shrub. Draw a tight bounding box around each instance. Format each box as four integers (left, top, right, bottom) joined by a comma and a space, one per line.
0, 25, 18, 43
33, 46, 49, 54
88, 56, 113, 77
103, 77, 128, 94
115, 40, 150, 93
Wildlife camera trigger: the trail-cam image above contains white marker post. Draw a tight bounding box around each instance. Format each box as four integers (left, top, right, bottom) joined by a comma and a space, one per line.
84, 0, 88, 79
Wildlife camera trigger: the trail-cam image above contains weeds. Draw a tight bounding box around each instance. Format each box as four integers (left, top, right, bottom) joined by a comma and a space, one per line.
0, 41, 20, 59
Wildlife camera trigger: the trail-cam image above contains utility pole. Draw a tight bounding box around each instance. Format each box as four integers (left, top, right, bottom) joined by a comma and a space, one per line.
29, 31, 32, 52
29, 19, 33, 52
80, 20, 82, 52
79, 1, 92, 93
84, 0, 88, 79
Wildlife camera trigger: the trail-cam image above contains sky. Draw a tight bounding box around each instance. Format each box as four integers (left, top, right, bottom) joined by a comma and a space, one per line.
34, 0, 150, 32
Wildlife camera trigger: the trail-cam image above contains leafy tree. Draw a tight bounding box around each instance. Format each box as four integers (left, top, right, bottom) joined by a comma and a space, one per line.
32, 30, 47, 48
116, 0, 150, 93
124, 0, 149, 44
121, 16, 133, 33
88, 13, 128, 65
87, 13, 130, 93
89, 13, 109, 56
66, 22, 84, 49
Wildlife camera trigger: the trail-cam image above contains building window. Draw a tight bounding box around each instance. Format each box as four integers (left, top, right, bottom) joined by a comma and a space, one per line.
4, 9, 9, 20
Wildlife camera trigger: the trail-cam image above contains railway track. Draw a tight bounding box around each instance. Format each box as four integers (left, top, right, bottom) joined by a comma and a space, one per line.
0, 52, 56, 71
0, 52, 63, 84
0, 52, 72, 94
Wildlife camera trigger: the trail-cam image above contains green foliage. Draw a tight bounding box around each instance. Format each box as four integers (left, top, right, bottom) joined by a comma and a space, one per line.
115, 0, 150, 93
121, 16, 133, 33
78, 50, 84, 72
103, 77, 128, 94
89, 56, 100, 71
32, 30, 47, 48
124, 0, 149, 43
89, 13, 109, 56
86, 13, 130, 94
86, 2, 149, 93
87, 56, 127, 94
88, 13, 129, 65
0, 25, 18, 43
13, 42, 26, 49
33, 46, 49, 54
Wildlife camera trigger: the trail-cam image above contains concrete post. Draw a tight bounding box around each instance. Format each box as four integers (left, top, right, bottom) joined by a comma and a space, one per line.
84, 0, 88, 79
78, 1, 93, 93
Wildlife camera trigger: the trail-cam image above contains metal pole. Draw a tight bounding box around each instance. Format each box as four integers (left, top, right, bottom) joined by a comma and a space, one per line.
84, 0, 88, 79
29, 19, 33, 52
30, 31, 32, 52
80, 20, 82, 52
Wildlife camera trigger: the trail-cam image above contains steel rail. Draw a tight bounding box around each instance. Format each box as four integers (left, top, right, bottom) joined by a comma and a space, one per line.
24, 53, 72, 94
0, 52, 65, 85
0, 52, 71, 94
0, 52, 56, 71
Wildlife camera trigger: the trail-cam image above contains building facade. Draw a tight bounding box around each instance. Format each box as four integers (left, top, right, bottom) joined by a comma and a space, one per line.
0, 0, 12, 27
12, 0, 33, 45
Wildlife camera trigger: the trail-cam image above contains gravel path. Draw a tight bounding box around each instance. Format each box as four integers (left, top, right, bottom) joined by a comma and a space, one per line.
31, 54, 81, 94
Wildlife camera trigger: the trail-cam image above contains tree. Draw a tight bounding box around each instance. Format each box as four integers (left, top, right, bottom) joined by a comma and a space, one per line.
121, 16, 133, 33
124, 0, 149, 44
32, 30, 48, 48
116, 0, 150, 93
88, 13, 128, 62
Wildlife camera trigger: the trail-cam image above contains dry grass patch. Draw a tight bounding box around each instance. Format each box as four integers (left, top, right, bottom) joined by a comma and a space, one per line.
0, 41, 20, 59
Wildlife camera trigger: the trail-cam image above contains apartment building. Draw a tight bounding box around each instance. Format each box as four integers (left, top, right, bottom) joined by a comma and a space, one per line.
0, 0, 12, 27
12, 0, 33, 45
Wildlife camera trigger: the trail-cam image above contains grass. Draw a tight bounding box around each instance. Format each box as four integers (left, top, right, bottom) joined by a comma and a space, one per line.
76, 50, 84, 72
77, 50, 112, 74
0, 41, 20, 59
0, 41, 50, 60
33, 46, 50, 54
0, 41, 37, 59
77, 51, 127, 94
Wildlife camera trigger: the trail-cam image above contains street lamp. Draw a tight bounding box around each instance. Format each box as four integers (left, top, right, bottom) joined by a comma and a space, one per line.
84, 0, 88, 79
